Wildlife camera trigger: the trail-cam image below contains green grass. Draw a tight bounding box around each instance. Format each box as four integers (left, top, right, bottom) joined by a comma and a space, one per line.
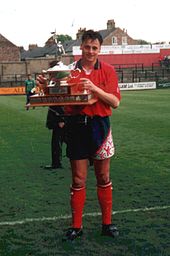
0, 90, 170, 256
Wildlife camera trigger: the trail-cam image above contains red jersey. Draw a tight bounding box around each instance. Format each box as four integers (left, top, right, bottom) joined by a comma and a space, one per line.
65, 59, 121, 117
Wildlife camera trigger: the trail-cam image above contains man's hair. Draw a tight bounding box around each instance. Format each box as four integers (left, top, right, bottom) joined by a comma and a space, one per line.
81, 30, 103, 45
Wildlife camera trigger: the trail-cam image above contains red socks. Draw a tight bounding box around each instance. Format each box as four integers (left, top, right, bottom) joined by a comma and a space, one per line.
70, 182, 112, 228
70, 186, 86, 228
97, 182, 113, 225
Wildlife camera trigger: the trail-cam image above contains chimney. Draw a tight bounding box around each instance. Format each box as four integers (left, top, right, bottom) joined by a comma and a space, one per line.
76, 28, 86, 39
45, 36, 56, 46
107, 19, 115, 30
28, 44, 38, 50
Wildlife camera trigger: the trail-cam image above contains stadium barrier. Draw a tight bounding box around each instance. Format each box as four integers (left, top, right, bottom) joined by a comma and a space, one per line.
157, 81, 170, 89
119, 81, 156, 90
0, 81, 169, 95
0, 86, 25, 95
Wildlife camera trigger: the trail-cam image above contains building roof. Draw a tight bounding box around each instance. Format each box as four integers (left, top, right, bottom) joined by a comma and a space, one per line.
20, 19, 136, 59
0, 33, 18, 48
21, 44, 59, 60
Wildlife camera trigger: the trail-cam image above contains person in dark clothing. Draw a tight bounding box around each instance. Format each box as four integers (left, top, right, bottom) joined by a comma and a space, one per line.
44, 106, 65, 169
37, 60, 68, 170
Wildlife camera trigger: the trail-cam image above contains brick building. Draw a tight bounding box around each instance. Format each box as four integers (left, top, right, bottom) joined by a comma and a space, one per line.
20, 19, 140, 59
75, 19, 138, 46
0, 34, 20, 62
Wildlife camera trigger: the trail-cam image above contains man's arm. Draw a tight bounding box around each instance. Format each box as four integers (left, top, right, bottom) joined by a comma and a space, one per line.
80, 78, 120, 109
92, 86, 120, 108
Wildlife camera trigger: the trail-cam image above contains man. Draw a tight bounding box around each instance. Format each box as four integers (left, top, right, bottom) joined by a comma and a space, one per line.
62, 30, 121, 241
42, 60, 68, 170
44, 105, 65, 169
36, 30, 121, 241
24, 74, 36, 110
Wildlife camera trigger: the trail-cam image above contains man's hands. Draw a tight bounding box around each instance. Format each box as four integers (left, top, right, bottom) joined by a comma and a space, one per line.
58, 122, 65, 128
36, 74, 48, 87
36, 74, 48, 95
80, 78, 98, 94
80, 78, 120, 108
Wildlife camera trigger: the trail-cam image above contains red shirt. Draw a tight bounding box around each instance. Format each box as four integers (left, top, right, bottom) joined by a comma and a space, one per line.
65, 60, 121, 117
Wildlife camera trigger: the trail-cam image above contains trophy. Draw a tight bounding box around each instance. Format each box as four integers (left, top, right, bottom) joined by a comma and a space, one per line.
29, 61, 97, 107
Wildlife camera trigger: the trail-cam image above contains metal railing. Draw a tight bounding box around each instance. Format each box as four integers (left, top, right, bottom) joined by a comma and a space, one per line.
115, 64, 170, 83
114, 63, 144, 71
1, 64, 170, 87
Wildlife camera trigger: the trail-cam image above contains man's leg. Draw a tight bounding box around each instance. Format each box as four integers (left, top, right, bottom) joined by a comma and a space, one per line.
94, 158, 112, 224
70, 159, 88, 227
70, 186, 86, 228
63, 159, 87, 241
94, 158, 119, 237
97, 181, 113, 225
51, 128, 62, 167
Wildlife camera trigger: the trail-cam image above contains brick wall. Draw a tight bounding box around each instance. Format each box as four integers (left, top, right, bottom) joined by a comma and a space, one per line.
0, 46, 20, 62
103, 28, 138, 45
0, 55, 74, 84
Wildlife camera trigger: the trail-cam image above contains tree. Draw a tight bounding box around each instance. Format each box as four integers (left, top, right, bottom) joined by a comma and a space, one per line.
57, 34, 72, 44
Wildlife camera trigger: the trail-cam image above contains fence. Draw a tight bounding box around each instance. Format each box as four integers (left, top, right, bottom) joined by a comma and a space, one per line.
115, 64, 170, 83
0, 63, 170, 87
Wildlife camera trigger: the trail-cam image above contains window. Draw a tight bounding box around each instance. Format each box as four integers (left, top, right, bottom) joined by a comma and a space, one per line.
122, 36, 127, 45
112, 36, 117, 45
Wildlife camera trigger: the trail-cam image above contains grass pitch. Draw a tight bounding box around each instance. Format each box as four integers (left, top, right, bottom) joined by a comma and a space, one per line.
0, 90, 170, 255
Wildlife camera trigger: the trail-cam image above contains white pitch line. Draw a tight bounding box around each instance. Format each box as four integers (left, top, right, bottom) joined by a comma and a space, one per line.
0, 205, 169, 226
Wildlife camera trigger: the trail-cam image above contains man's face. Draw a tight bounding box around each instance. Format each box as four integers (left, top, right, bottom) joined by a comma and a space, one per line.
80, 39, 101, 64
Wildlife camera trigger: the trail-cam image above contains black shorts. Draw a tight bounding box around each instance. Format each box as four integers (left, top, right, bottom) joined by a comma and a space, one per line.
66, 115, 114, 160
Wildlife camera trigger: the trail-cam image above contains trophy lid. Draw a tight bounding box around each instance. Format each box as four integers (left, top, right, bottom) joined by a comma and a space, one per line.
42, 61, 81, 80
43, 61, 72, 73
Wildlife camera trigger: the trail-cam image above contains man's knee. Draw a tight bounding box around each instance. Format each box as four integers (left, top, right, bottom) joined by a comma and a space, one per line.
96, 172, 110, 186
72, 176, 86, 188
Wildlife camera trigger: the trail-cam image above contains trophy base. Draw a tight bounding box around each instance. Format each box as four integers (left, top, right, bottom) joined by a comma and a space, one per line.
28, 94, 97, 107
